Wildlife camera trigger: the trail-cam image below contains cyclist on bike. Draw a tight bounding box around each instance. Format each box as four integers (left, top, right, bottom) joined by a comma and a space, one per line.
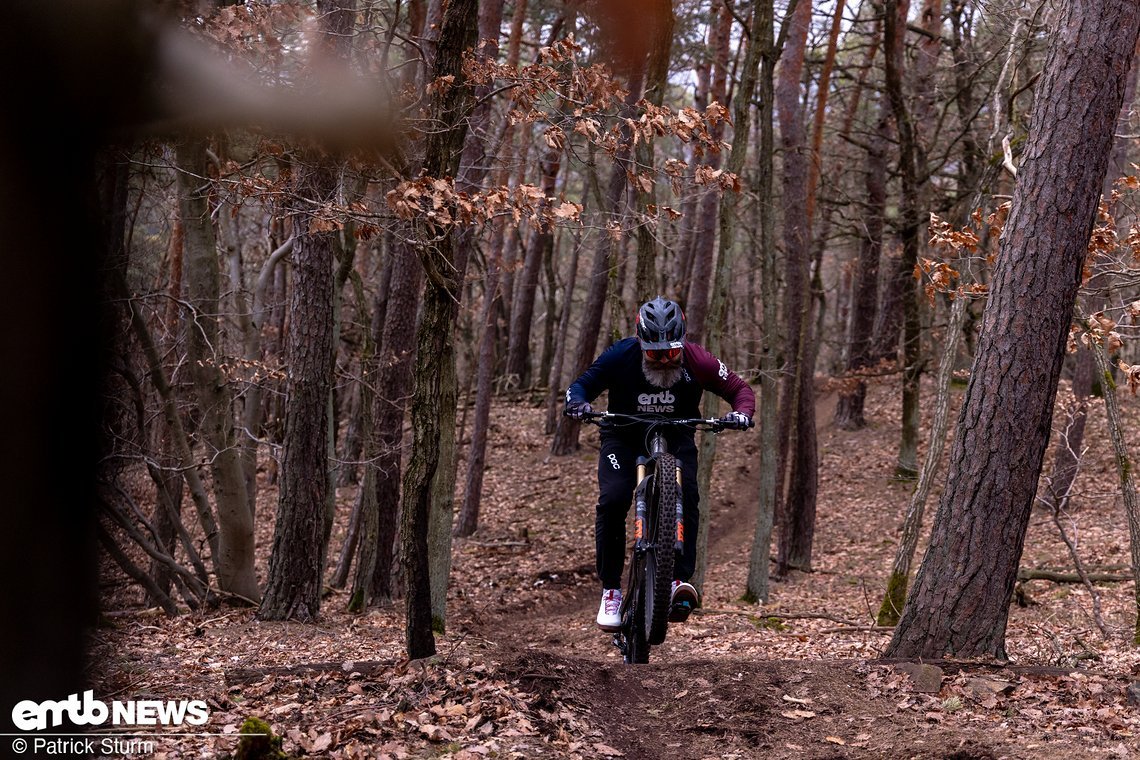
564, 296, 755, 632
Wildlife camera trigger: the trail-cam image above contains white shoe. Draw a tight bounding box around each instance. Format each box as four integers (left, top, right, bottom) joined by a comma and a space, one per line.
669, 580, 698, 622
596, 588, 622, 631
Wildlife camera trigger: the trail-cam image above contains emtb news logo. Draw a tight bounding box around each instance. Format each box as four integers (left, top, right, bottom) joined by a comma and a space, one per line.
11, 691, 209, 731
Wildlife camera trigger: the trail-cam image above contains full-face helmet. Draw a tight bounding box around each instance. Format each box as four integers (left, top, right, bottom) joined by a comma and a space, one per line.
636, 296, 686, 360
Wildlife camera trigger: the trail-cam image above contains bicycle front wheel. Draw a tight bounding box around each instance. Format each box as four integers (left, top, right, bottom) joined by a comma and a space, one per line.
623, 555, 650, 664
644, 453, 678, 646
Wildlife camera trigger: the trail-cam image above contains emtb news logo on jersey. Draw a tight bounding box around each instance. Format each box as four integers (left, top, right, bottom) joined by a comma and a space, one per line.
637, 390, 675, 413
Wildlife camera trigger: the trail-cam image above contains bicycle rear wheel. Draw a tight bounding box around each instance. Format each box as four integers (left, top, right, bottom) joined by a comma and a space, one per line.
644, 453, 678, 646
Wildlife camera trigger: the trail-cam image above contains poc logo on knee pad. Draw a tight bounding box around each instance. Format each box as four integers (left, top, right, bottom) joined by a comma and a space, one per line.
607, 453, 621, 470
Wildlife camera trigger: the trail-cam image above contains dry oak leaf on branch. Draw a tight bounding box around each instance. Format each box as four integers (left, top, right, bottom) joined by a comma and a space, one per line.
1117, 359, 1140, 395
1079, 312, 1123, 354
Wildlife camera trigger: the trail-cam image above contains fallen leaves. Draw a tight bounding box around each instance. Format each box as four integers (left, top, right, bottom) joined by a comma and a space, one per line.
89, 387, 1140, 759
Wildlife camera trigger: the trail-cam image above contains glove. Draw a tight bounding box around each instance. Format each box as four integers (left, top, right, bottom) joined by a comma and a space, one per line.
565, 400, 593, 420
720, 411, 752, 430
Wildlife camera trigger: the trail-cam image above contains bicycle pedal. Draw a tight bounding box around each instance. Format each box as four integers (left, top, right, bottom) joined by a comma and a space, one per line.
668, 601, 693, 623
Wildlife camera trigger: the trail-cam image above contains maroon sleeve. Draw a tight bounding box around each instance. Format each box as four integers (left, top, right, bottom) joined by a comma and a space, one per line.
685, 342, 756, 417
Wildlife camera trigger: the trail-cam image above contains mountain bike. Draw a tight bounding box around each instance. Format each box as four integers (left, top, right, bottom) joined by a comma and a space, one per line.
580, 411, 745, 664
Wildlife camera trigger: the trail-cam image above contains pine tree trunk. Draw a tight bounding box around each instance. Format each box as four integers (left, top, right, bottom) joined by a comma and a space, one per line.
259, 0, 355, 621
886, 0, 1140, 658
260, 167, 339, 620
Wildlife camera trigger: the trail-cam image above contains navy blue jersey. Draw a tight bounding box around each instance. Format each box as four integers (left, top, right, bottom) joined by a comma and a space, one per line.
566, 337, 755, 442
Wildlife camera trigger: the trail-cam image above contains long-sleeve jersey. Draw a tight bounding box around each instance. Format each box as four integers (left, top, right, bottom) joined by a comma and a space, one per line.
566, 337, 756, 443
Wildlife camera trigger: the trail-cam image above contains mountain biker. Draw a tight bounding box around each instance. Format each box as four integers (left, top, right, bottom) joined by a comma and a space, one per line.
564, 296, 756, 632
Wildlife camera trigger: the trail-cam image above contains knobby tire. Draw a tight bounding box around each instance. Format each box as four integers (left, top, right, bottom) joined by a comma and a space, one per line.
625, 558, 649, 663
645, 453, 678, 646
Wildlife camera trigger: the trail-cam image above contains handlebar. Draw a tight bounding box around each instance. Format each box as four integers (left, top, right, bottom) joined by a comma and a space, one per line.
574, 410, 749, 432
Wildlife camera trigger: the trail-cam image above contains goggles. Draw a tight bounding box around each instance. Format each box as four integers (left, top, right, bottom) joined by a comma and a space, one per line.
645, 347, 682, 363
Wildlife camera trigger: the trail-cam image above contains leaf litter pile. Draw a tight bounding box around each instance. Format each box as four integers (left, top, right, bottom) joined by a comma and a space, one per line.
91, 377, 1140, 759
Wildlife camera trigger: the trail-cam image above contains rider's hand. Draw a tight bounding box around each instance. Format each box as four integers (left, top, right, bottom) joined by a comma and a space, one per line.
565, 401, 593, 420
720, 411, 752, 430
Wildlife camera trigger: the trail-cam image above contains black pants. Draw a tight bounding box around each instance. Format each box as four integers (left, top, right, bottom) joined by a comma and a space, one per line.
595, 434, 700, 589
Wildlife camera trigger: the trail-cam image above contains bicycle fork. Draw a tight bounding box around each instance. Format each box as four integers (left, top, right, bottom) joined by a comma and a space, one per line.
633, 458, 649, 549
673, 464, 683, 552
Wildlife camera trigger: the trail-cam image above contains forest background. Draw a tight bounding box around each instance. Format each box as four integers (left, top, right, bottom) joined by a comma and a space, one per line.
5, 0, 1140, 757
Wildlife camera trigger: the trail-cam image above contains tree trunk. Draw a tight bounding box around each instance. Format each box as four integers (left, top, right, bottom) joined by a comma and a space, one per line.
259, 0, 355, 622
175, 137, 260, 603
331, 251, 388, 591
338, 275, 379, 601
441, 0, 507, 540
538, 233, 560, 386
631, 0, 675, 303
743, 0, 791, 604
147, 425, 185, 604
948, 0, 983, 220
877, 295, 967, 625
506, 149, 561, 388
774, 0, 818, 575
835, 94, 888, 430
694, 0, 772, 593
400, 0, 478, 658
884, 0, 923, 481
149, 212, 187, 603
885, 0, 1140, 658
684, 0, 731, 343
545, 234, 582, 434
1043, 50, 1140, 511
364, 242, 423, 603
1089, 340, 1140, 644
454, 259, 502, 538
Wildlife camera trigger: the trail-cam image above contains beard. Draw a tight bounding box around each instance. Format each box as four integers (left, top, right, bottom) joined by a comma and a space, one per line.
641, 356, 683, 389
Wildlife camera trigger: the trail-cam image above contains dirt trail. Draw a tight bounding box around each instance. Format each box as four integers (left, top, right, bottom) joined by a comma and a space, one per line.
462, 410, 1018, 759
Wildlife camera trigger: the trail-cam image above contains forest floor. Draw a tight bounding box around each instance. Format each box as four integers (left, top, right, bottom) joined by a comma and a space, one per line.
89, 376, 1140, 759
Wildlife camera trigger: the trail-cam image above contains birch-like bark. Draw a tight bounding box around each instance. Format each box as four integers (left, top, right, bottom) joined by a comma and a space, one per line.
877, 295, 967, 624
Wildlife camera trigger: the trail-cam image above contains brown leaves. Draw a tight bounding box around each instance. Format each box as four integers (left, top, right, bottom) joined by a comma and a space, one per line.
384, 178, 581, 229
1082, 312, 1123, 354
425, 74, 455, 98
914, 257, 960, 305
543, 125, 566, 151
693, 165, 741, 192
1116, 360, 1140, 395
928, 213, 979, 254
